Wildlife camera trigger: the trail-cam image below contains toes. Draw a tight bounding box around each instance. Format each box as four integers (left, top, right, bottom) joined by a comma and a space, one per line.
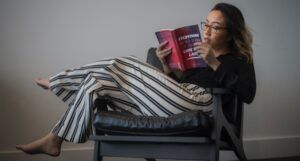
34, 78, 50, 89
15, 145, 22, 150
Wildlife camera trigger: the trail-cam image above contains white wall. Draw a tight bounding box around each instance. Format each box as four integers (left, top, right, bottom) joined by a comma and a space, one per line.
0, 0, 299, 161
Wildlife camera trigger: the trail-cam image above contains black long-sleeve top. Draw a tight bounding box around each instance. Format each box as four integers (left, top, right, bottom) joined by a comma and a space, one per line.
169, 53, 256, 104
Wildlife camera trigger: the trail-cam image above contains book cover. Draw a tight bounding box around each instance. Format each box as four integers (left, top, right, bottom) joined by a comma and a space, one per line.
155, 24, 207, 71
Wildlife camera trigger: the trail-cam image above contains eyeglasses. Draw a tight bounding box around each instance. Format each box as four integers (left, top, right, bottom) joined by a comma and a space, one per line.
200, 21, 227, 34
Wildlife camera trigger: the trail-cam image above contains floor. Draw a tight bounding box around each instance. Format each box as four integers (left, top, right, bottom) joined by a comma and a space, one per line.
249, 156, 300, 161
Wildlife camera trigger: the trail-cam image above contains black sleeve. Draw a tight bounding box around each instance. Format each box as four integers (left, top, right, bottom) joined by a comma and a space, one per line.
167, 72, 179, 81
213, 59, 256, 104
167, 71, 184, 83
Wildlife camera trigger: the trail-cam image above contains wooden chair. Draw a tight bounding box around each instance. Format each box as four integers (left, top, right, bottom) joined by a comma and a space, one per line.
89, 48, 248, 161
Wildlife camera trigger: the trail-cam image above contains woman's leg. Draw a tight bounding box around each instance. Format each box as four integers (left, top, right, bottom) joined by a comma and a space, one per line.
49, 56, 212, 143
15, 87, 100, 156
105, 56, 213, 116
15, 79, 62, 156
16, 58, 134, 156
16, 56, 213, 156
15, 132, 63, 156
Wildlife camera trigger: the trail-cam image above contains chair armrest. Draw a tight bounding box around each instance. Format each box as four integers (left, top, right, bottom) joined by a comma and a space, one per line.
206, 88, 232, 95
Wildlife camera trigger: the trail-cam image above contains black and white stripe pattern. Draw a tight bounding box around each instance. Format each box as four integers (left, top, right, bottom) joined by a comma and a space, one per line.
49, 56, 213, 143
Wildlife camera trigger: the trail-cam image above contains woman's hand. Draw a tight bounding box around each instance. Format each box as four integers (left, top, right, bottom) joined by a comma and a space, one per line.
194, 42, 221, 71
156, 41, 172, 64
155, 41, 172, 74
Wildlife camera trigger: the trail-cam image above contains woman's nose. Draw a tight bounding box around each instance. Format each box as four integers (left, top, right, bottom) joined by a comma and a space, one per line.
204, 27, 212, 36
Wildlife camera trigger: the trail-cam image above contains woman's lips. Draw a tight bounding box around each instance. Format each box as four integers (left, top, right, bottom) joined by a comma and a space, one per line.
203, 38, 210, 43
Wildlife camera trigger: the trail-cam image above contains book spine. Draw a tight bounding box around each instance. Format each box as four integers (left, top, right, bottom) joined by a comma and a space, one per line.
171, 31, 185, 71
155, 30, 185, 71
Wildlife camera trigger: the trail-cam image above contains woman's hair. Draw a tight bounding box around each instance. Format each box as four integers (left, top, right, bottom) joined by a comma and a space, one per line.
212, 3, 253, 64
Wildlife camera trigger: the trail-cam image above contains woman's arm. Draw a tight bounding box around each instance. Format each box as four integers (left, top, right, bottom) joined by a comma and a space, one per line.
213, 58, 256, 104
194, 41, 256, 103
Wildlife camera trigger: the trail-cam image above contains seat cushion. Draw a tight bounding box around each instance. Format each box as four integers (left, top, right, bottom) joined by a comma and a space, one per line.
94, 110, 212, 136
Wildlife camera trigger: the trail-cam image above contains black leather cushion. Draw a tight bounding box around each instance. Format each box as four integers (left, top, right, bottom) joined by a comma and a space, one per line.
94, 110, 212, 136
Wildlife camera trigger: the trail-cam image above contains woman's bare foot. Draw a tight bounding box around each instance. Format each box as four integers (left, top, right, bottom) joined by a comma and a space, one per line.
35, 78, 50, 90
15, 133, 63, 157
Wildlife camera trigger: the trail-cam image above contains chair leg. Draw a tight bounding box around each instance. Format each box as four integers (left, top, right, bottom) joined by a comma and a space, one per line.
222, 122, 247, 161
227, 131, 247, 161
93, 141, 103, 161
145, 158, 156, 161
233, 141, 247, 161
211, 145, 219, 161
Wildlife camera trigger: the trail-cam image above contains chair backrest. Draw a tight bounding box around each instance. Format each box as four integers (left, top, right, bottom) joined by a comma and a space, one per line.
146, 47, 163, 71
226, 96, 244, 137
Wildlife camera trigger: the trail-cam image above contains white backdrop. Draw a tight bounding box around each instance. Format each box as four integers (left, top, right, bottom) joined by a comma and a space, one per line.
1, 0, 300, 160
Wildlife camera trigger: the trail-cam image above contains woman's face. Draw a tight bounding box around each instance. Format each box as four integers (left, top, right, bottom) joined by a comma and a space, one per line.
203, 10, 230, 51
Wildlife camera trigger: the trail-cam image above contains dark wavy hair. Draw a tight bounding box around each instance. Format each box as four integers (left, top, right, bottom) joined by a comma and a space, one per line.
212, 3, 253, 64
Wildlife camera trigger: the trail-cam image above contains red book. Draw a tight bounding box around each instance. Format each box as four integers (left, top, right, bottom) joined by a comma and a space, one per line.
155, 24, 207, 71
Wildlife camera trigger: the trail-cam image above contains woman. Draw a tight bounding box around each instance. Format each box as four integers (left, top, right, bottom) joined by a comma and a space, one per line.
16, 2, 256, 157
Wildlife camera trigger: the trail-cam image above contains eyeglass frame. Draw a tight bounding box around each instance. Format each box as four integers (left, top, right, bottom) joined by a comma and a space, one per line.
200, 21, 228, 34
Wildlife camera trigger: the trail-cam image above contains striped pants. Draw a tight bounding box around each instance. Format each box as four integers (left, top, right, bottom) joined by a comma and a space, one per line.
49, 56, 213, 143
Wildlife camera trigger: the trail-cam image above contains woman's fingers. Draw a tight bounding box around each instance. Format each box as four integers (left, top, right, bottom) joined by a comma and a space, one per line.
194, 42, 214, 63
157, 47, 172, 61
194, 42, 205, 55
194, 42, 210, 55
157, 41, 169, 50
194, 42, 202, 46
156, 41, 169, 55
156, 41, 171, 62
160, 47, 172, 55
